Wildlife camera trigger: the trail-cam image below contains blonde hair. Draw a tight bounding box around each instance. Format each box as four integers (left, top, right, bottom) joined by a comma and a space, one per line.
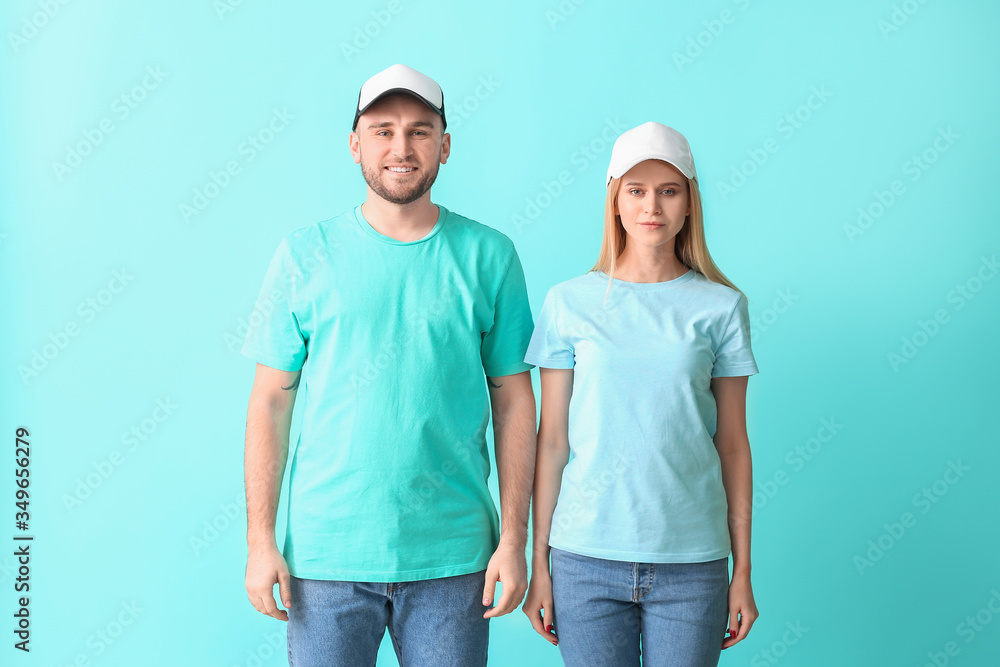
590, 173, 744, 303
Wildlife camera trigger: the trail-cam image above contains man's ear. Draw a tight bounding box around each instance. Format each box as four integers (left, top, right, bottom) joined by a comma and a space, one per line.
349, 131, 361, 165
439, 131, 451, 165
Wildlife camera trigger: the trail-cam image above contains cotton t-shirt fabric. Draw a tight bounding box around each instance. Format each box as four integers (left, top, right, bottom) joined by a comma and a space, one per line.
241, 203, 535, 582
524, 268, 758, 563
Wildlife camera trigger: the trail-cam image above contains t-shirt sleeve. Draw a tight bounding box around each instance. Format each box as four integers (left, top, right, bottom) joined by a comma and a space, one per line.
481, 248, 536, 377
240, 237, 308, 372
711, 292, 759, 377
523, 287, 575, 369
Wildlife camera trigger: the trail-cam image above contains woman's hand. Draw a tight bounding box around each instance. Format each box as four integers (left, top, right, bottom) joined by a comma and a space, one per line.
521, 568, 558, 646
722, 570, 758, 649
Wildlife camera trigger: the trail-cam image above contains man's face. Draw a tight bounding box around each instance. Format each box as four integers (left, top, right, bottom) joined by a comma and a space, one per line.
350, 93, 450, 205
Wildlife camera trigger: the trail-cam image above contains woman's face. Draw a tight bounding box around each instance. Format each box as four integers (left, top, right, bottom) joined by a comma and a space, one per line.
614, 159, 690, 251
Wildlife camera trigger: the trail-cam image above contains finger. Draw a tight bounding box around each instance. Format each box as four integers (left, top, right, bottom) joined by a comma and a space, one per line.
542, 601, 558, 645
490, 580, 517, 617
721, 610, 739, 649
259, 590, 287, 622
734, 612, 754, 642
482, 568, 498, 609
277, 570, 293, 610
522, 601, 546, 636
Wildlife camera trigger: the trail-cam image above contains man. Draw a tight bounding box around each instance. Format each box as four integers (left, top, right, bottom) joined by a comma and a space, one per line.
240, 63, 537, 666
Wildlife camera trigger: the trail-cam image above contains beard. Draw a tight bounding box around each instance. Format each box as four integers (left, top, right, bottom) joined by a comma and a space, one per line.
360, 153, 441, 205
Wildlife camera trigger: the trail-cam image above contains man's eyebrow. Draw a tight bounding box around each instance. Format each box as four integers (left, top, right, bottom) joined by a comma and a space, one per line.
366, 120, 437, 130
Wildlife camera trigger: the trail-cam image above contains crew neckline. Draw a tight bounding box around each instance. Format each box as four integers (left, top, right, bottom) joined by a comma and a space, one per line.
593, 268, 696, 289
354, 204, 446, 245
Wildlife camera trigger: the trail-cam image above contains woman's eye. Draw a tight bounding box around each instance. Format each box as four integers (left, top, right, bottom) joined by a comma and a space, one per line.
629, 188, 642, 195
661, 189, 675, 195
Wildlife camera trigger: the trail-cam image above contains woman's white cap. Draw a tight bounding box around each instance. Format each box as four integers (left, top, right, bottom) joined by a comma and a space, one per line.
606, 121, 697, 186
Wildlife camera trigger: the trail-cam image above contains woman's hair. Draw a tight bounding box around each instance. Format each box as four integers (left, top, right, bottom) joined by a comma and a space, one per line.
590, 173, 744, 302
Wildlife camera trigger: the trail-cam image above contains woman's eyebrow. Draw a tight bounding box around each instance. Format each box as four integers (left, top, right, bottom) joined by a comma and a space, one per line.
624, 181, 682, 187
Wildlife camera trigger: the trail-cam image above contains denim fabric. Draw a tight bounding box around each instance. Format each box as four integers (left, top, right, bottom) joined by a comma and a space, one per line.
550, 547, 730, 667
286, 569, 491, 666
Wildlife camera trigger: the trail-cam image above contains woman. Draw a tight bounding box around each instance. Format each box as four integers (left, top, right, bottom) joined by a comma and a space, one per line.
521, 121, 759, 666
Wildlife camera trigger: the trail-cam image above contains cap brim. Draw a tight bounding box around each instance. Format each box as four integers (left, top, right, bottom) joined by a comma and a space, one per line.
607, 155, 697, 186
353, 89, 445, 130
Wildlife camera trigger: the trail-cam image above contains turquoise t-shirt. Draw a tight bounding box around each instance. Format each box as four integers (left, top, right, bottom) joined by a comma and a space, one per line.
523, 268, 758, 563
241, 204, 535, 582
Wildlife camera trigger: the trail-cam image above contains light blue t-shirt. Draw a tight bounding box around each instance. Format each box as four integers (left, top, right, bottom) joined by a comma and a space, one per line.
241, 203, 535, 582
523, 268, 758, 562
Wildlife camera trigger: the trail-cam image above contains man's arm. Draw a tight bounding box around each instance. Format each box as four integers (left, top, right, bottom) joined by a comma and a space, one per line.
244, 363, 300, 622
481, 370, 536, 618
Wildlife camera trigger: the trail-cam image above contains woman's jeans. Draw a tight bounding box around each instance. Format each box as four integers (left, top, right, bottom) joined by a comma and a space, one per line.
550, 547, 730, 667
286, 569, 490, 666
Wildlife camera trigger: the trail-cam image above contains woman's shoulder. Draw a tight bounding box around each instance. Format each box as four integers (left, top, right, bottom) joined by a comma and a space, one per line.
685, 270, 745, 305
540, 271, 603, 299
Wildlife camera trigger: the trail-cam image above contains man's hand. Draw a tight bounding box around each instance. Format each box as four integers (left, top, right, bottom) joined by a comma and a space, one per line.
246, 544, 292, 621
482, 540, 528, 618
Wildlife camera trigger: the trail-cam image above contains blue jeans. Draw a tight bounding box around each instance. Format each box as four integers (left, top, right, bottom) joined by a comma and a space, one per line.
550, 547, 730, 667
286, 569, 491, 666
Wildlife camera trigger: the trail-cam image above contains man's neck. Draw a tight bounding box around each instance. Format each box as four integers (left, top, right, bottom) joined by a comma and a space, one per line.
361, 193, 440, 242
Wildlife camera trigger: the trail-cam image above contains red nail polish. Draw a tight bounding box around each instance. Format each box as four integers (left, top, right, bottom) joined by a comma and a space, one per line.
545, 624, 552, 632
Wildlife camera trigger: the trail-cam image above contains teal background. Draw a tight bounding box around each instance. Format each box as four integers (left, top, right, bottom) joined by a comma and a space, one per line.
2, 0, 999, 665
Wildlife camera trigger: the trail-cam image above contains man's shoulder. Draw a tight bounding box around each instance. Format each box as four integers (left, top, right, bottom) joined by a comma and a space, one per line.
278, 207, 356, 258
441, 206, 517, 255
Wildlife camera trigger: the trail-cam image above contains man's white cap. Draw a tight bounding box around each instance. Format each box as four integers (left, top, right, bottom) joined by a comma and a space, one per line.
606, 121, 697, 187
353, 64, 446, 131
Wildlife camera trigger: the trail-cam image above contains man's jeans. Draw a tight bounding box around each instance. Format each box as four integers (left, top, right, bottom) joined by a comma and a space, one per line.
286, 569, 490, 666
550, 547, 730, 667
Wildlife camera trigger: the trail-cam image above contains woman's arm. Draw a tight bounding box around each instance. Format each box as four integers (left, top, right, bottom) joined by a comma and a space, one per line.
530, 367, 573, 567
711, 374, 759, 647
521, 366, 573, 644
